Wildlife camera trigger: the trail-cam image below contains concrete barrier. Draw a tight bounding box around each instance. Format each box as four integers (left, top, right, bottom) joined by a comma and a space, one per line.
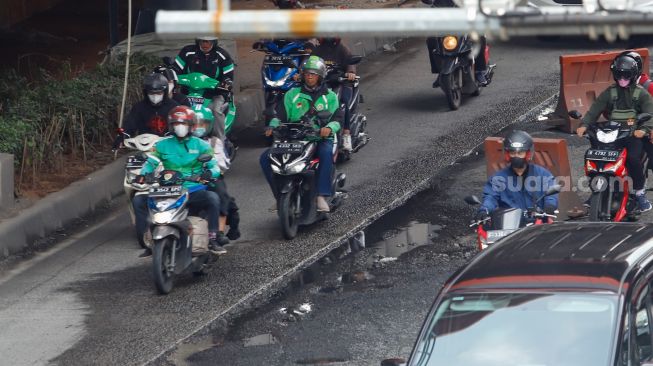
0, 154, 13, 211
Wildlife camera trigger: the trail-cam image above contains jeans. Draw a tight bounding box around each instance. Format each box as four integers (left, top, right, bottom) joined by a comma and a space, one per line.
133, 189, 221, 235
623, 136, 645, 191
260, 139, 334, 198
340, 86, 354, 131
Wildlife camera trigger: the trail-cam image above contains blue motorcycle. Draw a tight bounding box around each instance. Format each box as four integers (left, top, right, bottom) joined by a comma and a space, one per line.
253, 39, 309, 126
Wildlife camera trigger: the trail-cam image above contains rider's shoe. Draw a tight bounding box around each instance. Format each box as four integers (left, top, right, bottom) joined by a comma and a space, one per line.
216, 232, 230, 246
432, 76, 440, 88
342, 134, 353, 151
317, 196, 330, 212
208, 239, 227, 255
636, 194, 653, 212
476, 70, 489, 86
138, 248, 152, 258
226, 228, 241, 241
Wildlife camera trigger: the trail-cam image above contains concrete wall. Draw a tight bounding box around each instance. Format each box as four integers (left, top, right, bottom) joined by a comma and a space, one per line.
0, 154, 13, 211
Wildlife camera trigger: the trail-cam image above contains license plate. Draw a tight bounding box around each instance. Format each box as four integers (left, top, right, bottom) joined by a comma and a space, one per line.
188, 96, 205, 106
272, 142, 304, 154
126, 156, 146, 169
264, 55, 292, 64
149, 185, 183, 197
586, 149, 620, 162
487, 229, 516, 240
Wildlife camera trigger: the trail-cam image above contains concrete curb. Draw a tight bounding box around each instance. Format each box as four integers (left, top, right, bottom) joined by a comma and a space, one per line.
0, 157, 126, 258
0, 36, 402, 260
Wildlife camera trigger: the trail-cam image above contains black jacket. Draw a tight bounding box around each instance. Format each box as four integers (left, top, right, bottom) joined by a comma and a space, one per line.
123, 98, 179, 137
174, 45, 235, 82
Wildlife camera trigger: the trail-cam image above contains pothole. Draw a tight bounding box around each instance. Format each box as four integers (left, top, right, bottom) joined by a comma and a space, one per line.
243, 333, 278, 347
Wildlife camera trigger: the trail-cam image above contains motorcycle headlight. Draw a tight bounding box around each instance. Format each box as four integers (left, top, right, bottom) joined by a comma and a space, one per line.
153, 211, 175, 224
285, 161, 306, 174
271, 164, 281, 174
597, 129, 619, 144
148, 195, 186, 212
443, 36, 458, 51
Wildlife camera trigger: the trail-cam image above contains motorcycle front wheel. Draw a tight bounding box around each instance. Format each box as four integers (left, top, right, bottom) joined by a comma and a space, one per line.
441, 72, 462, 110
153, 237, 175, 294
589, 190, 610, 221
279, 187, 300, 239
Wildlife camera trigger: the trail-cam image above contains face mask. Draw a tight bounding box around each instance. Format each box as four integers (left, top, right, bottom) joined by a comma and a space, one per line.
173, 124, 189, 138
148, 93, 163, 105
510, 157, 527, 170
192, 127, 206, 137
618, 78, 631, 88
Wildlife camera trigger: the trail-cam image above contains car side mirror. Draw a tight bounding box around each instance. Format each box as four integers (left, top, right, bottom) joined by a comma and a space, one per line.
637, 113, 652, 124
464, 195, 482, 205
545, 184, 562, 196
568, 110, 582, 120
197, 154, 212, 163
162, 56, 174, 66
348, 55, 363, 65
381, 358, 407, 366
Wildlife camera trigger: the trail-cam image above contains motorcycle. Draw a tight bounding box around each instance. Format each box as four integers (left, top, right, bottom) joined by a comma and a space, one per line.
465, 184, 560, 250
122, 133, 163, 248
268, 111, 347, 239
569, 110, 651, 222
146, 154, 217, 294
252, 39, 309, 125
430, 34, 495, 110
324, 56, 370, 162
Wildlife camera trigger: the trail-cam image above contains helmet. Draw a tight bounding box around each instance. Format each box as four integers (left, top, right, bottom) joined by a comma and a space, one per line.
195, 36, 218, 52
503, 130, 534, 169
191, 106, 214, 138
142, 72, 169, 105
618, 50, 643, 75
611, 53, 640, 85
319, 37, 341, 47
168, 105, 196, 138
301, 55, 327, 79
153, 65, 178, 84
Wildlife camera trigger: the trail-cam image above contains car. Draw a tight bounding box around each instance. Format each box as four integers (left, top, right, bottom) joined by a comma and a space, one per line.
382, 222, 653, 366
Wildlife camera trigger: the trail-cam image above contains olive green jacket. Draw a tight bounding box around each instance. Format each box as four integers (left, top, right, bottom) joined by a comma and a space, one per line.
580, 84, 653, 132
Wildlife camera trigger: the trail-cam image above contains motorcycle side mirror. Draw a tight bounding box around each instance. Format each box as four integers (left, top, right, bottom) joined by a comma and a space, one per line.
464, 195, 482, 205
282, 58, 298, 69
197, 154, 212, 163
380, 358, 407, 366
568, 110, 582, 120
252, 41, 265, 51
637, 113, 652, 124
162, 56, 174, 66
348, 55, 363, 65
545, 184, 562, 196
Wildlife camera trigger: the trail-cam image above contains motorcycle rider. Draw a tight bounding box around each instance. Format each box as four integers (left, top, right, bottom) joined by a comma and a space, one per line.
475, 131, 558, 222
133, 106, 226, 256
260, 55, 343, 212
153, 64, 190, 106
576, 52, 653, 212
422, 0, 491, 87
174, 36, 235, 141
191, 107, 241, 243
303, 37, 357, 152
112, 73, 179, 149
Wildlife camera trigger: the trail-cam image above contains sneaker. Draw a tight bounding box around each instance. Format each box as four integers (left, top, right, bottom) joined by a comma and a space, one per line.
317, 196, 330, 212
476, 71, 488, 86
636, 194, 653, 212
216, 232, 230, 246
226, 228, 241, 241
432, 76, 440, 88
342, 134, 353, 151
208, 240, 227, 255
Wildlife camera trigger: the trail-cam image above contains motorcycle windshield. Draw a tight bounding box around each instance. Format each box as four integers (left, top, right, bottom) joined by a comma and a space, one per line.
177, 72, 219, 93
490, 208, 523, 230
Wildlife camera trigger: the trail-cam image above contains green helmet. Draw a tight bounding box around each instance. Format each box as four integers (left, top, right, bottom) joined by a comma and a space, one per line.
301, 55, 327, 79
191, 106, 214, 138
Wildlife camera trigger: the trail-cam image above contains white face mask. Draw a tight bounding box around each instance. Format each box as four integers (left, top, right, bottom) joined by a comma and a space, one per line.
148, 93, 164, 105
173, 124, 189, 138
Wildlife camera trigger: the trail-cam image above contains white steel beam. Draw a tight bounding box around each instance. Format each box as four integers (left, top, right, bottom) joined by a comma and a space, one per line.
155, 7, 653, 39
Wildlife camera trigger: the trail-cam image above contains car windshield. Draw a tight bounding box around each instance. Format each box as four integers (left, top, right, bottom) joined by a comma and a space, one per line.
409, 292, 618, 366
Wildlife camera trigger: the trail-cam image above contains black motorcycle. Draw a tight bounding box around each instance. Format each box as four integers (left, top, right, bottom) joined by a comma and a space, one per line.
268, 112, 347, 239
324, 56, 370, 161
430, 35, 495, 110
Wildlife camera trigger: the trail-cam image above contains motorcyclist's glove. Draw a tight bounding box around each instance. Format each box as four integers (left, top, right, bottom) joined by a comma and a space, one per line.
474, 208, 489, 221
200, 170, 213, 182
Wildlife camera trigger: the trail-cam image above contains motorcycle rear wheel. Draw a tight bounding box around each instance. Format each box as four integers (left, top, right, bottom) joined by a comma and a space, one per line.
279, 188, 300, 239
153, 237, 175, 294
441, 73, 461, 110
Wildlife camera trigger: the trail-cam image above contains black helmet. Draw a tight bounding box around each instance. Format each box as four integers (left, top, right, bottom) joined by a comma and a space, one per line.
611, 54, 640, 84
503, 130, 534, 155
142, 72, 169, 105
195, 36, 218, 51
153, 65, 178, 84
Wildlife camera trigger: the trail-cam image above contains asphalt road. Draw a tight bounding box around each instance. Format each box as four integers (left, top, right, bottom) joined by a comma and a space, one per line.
0, 37, 625, 366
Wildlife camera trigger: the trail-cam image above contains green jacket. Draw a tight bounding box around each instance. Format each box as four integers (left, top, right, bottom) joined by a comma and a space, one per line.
581, 84, 653, 132
269, 85, 342, 138
141, 136, 221, 189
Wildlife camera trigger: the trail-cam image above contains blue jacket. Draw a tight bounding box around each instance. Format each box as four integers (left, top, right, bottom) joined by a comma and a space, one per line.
480, 164, 558, 214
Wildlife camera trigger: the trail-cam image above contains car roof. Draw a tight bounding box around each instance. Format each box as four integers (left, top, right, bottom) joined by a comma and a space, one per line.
449, 222, 653, 293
